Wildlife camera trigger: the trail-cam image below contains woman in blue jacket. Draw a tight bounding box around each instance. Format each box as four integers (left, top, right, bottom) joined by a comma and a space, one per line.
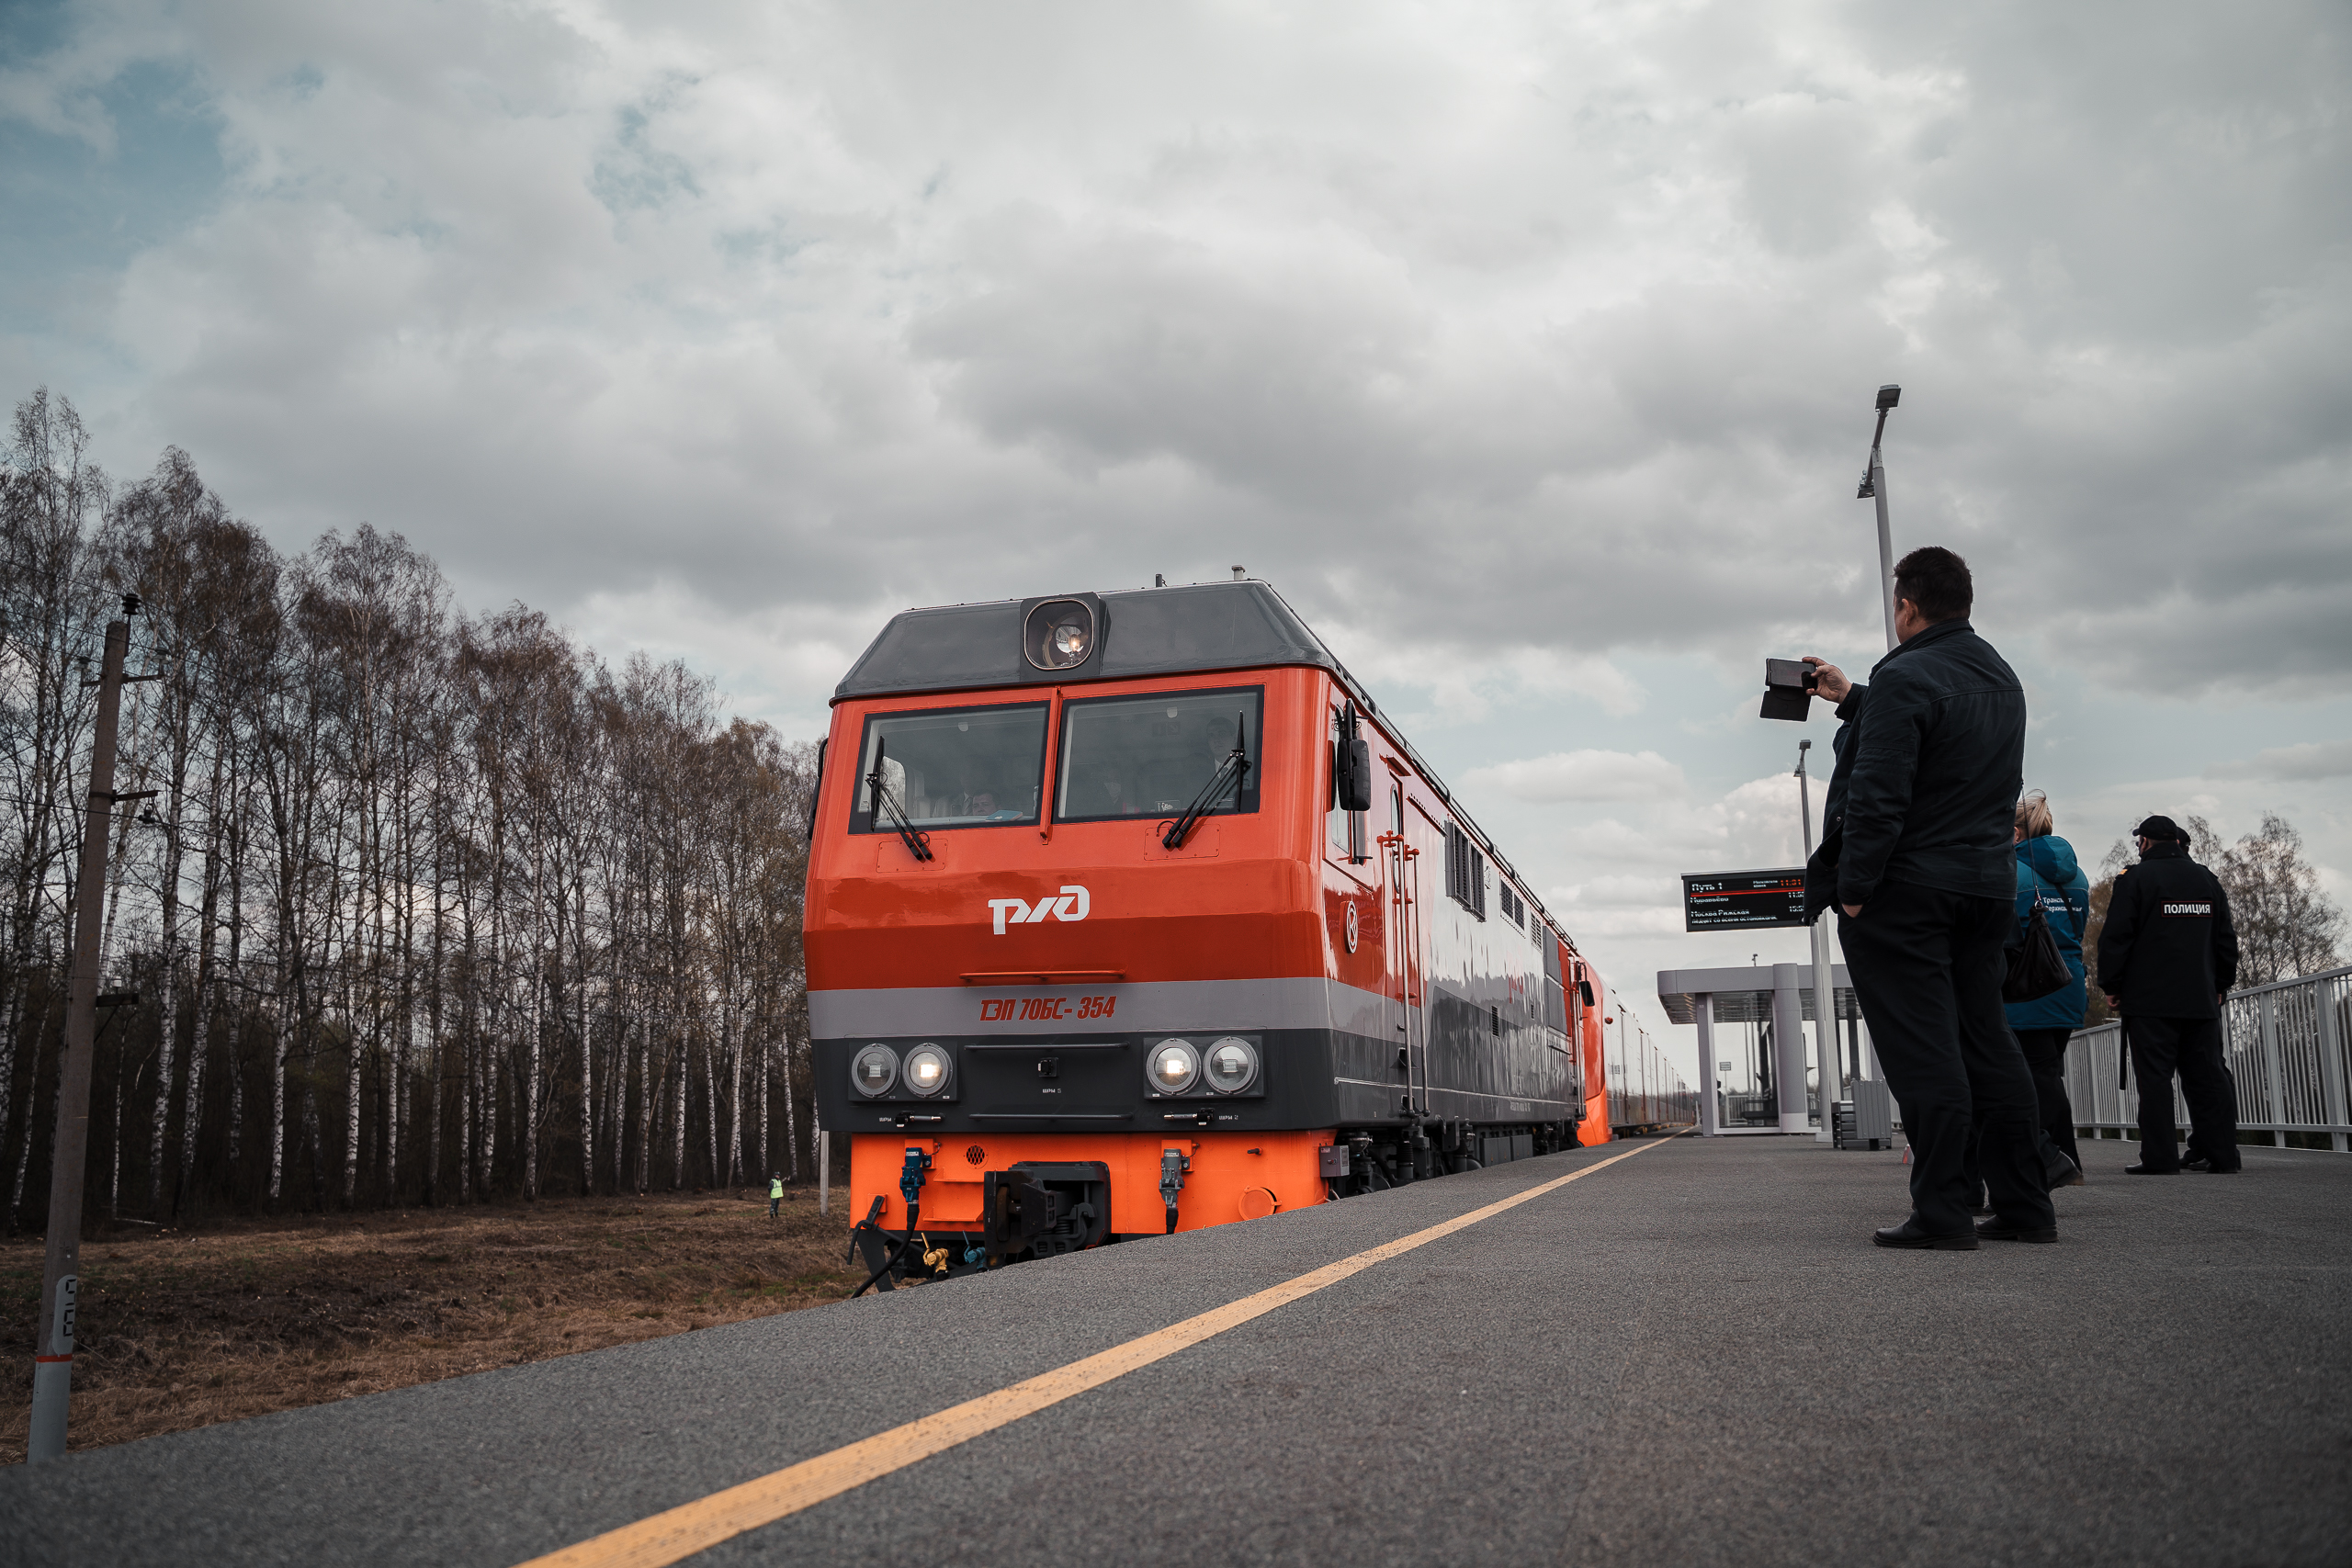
2007, 792, 2091, 1176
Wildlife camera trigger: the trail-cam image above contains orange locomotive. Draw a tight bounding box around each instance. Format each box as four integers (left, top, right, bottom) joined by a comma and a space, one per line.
807, 580, 1618, 1290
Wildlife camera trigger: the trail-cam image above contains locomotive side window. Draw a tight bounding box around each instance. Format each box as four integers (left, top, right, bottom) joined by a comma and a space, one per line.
1056, 686, 1262, 823
850, 702, 1048, 833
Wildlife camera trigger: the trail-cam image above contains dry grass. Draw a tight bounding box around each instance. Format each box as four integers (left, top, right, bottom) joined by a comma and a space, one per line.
0, 1188, 867, 1462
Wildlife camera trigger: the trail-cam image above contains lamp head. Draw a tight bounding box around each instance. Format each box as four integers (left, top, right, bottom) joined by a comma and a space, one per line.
1876, 384, 1901, 412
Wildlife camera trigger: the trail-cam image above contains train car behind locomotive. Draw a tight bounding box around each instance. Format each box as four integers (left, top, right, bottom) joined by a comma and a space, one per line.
807, 580, 1626, 1288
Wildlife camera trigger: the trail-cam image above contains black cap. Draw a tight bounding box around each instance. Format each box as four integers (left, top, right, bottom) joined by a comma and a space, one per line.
2133, 815, 2186, 842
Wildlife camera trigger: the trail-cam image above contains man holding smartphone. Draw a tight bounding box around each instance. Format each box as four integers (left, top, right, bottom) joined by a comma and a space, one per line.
1803, 547, 2055, 1248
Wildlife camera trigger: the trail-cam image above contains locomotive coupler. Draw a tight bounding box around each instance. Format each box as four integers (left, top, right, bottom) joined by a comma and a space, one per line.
1159, 1147, 1190, 1234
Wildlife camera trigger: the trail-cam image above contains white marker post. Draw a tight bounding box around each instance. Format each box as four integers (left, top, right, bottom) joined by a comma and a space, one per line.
1797, 739, 1838, 1144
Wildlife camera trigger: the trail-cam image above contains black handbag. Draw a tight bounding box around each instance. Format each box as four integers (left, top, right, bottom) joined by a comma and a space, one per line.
2003, 866, 2075, 1003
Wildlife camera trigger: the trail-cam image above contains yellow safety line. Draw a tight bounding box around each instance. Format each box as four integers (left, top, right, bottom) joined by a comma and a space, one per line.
517, 1134, 1679, 1568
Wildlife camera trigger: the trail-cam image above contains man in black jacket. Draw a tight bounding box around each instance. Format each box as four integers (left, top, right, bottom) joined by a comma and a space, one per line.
1803, 547, 2055, 1248
2097, 816, 2242, 1174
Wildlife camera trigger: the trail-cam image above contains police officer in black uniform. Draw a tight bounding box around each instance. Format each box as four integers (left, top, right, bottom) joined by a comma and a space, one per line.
2096, 815, 2242, 1174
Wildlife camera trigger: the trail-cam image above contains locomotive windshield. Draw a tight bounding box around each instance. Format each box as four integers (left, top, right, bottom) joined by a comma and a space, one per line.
1056, 686, 1262, 822
852, 702, 1048, 831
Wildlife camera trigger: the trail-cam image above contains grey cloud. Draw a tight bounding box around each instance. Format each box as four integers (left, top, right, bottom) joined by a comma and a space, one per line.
4, 0, 2346, 712
912, 211, 1438, 508
2209, 739, 2352, 783
1460, 750, 1687, 805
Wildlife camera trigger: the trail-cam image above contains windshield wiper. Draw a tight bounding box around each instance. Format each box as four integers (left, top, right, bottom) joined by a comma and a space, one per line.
866, 738, 933, 863
1162, 713, 1251, 851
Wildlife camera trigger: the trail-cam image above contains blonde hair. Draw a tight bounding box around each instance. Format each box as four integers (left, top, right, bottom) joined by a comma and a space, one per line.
2015, 791, 2054, 839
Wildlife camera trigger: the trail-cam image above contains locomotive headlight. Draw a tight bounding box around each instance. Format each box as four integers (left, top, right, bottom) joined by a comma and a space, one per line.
904, 1043, 952, 1098
1204, 1036, 1259, 1095
852, 1044, 899, 1098
1023, 598, 1099, 671
1148, 1039, 1200, 1095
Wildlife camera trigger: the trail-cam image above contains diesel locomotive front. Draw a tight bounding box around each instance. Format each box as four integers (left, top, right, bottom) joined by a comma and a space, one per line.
806, 580, 1626, 1289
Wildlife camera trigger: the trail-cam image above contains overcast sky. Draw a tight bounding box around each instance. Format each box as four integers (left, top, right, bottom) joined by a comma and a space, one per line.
6, 0, 2348, 1084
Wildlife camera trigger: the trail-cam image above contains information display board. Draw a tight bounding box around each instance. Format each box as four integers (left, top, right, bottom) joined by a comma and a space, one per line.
1681, 869, 1807, 931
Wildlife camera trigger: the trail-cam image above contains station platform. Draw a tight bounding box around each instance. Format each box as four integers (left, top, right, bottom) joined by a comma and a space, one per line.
4, 1134, 2347, 1566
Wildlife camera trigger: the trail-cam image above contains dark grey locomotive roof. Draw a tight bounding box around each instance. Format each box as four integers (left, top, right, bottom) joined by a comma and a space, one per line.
831, 578, 1583, 957
833, 581, 1342, 702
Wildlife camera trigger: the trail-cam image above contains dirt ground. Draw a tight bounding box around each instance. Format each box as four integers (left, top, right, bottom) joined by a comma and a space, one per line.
0, 1188, 869, 1463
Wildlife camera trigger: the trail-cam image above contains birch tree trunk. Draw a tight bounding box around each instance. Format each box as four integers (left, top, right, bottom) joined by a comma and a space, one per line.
634, 1015, 651, 1195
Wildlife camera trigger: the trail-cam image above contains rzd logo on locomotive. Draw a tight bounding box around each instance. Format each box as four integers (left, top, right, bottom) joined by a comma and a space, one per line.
989, 885, 1091, 935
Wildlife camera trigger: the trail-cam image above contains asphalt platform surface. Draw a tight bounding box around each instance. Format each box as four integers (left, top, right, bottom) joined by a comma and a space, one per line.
4, 1134, 2348, 1567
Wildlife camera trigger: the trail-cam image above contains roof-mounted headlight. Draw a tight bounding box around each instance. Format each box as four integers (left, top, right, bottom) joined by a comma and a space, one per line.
1148, 1038, 1200, 1095
1204, 1036, 1258, 1094
904, 1043, 953, 1098
1023, 598, 1098, 671
852, 1044, 899, 1098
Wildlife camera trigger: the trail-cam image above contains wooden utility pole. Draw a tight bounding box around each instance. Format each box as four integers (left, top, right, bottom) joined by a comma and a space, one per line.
28, 610, 132, 1462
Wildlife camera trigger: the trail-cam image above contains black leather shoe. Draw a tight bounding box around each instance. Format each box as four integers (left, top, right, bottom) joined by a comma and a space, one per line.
1976, 1216, 2058, 1243
2125, 1162, 2179, 1175
2180, 1154, 2212, 1172
2043, 1152, 2083, 1191
1873, 1217, 1980, 1250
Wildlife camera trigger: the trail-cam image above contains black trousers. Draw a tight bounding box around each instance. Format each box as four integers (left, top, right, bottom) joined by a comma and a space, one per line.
1839, 883, 2054, 1235
1961, 1051, 2075, 1202
2127, 1014, 2241, 1172
2014, 1026, 2081, 1172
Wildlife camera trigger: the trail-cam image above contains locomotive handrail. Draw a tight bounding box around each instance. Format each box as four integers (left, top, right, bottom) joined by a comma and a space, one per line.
969, 1112, 1136, 1122
958, 969, 1126, 985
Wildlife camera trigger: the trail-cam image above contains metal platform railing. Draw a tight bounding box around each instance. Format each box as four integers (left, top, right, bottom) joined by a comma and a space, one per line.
2066, 964, 2352, 1152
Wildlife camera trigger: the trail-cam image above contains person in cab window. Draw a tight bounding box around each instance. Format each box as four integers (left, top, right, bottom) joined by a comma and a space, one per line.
2098, 815, 2243, 1175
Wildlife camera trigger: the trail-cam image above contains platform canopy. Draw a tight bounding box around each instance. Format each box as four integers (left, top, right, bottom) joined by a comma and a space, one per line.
1656, 964, 1861, 1025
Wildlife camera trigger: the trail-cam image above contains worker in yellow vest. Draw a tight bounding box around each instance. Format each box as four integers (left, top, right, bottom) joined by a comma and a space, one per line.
767, 1173, 784, 1218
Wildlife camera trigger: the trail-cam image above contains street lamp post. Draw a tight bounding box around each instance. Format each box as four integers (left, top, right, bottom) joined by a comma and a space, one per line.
1857, 384, 1902, 654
